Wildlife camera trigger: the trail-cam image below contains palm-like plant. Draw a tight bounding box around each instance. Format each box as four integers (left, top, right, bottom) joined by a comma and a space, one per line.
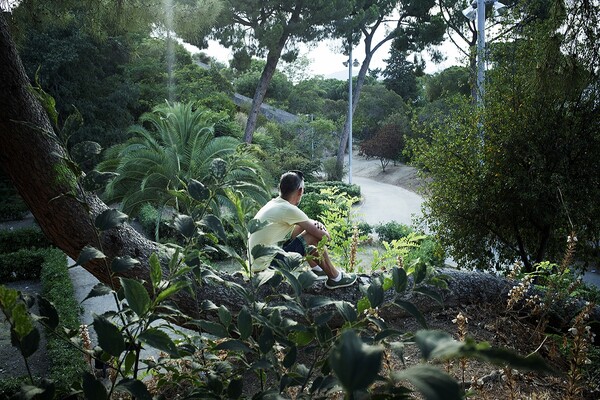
98, 101, 269, 224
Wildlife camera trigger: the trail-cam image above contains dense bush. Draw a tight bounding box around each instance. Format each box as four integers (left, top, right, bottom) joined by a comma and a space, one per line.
0, 227, 51, 253
305, 181, 361, 199
40, 249, 86, 393
375, 221, 413, 243
0, 248, 49, 282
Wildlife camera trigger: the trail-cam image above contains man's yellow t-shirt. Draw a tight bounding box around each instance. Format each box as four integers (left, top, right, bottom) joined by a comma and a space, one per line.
248, 197, 309, 271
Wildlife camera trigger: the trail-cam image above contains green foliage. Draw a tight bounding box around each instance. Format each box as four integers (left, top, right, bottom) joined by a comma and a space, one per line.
98, 102, 269, 228
375, 221, 414, 243
0, 227, 51, 253
353, 83, 407, 141
305, 180, 361, 198
39, 249, 86, 393
0, 249, 48, 282
409, 12, 600, 272
424, 66, 471, 102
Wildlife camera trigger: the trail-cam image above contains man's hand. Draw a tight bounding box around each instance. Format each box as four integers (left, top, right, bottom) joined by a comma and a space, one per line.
314, 220, 330, 239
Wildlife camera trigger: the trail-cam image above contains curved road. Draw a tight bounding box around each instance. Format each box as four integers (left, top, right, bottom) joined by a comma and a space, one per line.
352, 175, 424, 228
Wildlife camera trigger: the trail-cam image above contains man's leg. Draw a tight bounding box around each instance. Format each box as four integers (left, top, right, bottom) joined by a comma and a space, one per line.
299, 231, 340, 280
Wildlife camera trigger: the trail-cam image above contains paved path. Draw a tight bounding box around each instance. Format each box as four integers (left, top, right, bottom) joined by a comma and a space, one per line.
352, 176, 424, 228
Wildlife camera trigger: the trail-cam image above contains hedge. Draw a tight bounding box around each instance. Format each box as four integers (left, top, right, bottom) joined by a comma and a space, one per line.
0, 227, 51, 253
0, 248, 48, 282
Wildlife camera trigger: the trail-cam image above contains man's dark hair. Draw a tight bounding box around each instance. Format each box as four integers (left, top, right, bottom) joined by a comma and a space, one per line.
279, 170, 304, 199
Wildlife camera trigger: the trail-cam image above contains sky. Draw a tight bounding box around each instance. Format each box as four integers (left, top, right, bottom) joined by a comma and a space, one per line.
196, 36, 465, 80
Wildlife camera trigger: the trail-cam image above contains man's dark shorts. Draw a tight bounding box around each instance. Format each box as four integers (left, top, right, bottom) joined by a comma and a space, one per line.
271, 236, 307, 267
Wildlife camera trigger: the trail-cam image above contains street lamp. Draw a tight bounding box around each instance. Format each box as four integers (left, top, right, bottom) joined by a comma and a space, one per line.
462, 0, 506, 107
343, 51, 359, 185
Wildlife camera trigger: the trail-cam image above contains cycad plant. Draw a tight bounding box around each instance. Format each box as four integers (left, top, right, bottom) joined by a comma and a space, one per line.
98, 101, 269, 237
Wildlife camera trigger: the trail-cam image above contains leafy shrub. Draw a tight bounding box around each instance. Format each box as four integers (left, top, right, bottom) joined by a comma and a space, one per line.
405, 236, 446, 268
299, 192, 327, 220
375, 221, 413, 243
357, 221, 372, 236
0, 248, 49, 282
305, 181, 361, 199
0, 227, 51, 253
322, 156, 344, 181
39, 249, 86, 393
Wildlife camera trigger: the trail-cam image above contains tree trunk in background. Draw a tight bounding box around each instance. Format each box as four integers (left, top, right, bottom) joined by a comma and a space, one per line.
243, 34, 288, 143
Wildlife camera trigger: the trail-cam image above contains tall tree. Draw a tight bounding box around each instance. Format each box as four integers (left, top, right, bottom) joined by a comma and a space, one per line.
332, 0, 445, 178
212, 0, 351, 143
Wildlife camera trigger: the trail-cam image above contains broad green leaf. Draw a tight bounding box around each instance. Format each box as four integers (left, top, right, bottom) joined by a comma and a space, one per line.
413, 260, 427, 284
357, 297, 371, 315
173, 214, 196, 239
36, 296, 59, 330
393, 365, 461, 400
247, 218, 269, 234
13, 326, 40, 358
335, 301, 357, 322
111, 256, 139, 273
188, 179, 209, 201
214, 339, 252, 353
82, 283, 112, 303
289, 330, 314, 346
367, 280, 384, 309
156, 280, 189, 303
413, 286, 443, 305
115, 378, 152, 400
259, 326, 275, 354
314, 311, 334, 326
119, 277, 151, 317
138, 328, 179, 357
374, 329, 405, 342
395, 299, 428, 328
283, 346, 297, 369
218, 305, 232, 327
250, 244, 280, 260
18, 385, 45, 400
92, 314, 125, 357
76, 245, 105, 266
415, 330, 461, 360
227, 378, 243, 399
201, 214, 226, 242
307, 296, 335, 309
298, 270, 318, 289
329, 330, 383, 392
149, 253, 162, 289
473, 345, 554, 373
95, 209, 128, 231
255, 268, 277, 288
278, 268, 302, 297
237, 307, 252, 340
197, 320, 228, 338
82, 372, 108, 400
11, 302, 34, 339
392, 266, 408, 293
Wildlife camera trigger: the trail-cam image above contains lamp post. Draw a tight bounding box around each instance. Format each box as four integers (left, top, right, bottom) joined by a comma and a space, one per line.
343, 49, 359, 185
462, 0, 506, 107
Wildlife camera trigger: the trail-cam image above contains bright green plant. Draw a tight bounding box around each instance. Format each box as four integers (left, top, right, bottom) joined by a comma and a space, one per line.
98, 101, 270, 239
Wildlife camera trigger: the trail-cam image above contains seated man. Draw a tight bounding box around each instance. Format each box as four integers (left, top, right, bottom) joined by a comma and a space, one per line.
248, 170, 357, 289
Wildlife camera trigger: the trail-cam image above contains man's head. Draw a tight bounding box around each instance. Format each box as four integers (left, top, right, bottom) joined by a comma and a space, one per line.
279, 170, 304, 204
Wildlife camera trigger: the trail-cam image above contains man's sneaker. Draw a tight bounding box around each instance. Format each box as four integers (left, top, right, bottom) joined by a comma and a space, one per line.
310, 268, 328, 281
325, 272, 357, 289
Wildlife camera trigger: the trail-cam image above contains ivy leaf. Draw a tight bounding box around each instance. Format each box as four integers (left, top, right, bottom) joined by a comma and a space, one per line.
329, 330, 383, 392
36, 296, 59, 330
95, 209, 128, 231
82, 372, 108, 400
393, 365, 461, 400
114, 378, 152, 400
82, 283, 112, 303
111, 256, 139, 273
138, 328, 179, 357
119, 278, 151, 317
76, 245, 105, 266
395, 299, 428, 329
92, 314, 124, 357
173, 214, 196, 239
188, 179, 209, 201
